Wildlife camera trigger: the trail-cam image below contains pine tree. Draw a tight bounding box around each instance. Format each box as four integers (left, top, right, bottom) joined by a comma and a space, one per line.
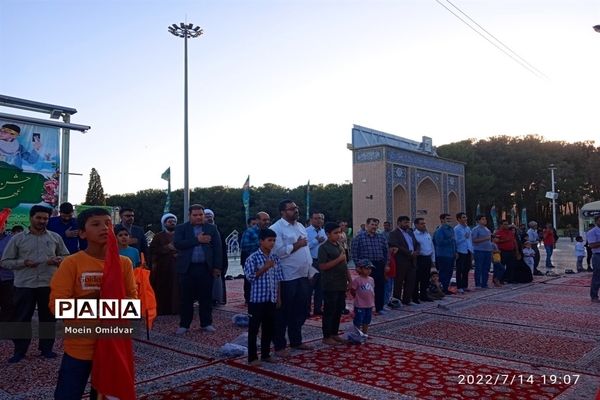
85, 168, 106, 205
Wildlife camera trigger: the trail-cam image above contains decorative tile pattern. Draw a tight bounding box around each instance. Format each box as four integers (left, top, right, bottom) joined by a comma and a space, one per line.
354, 149, 383, 163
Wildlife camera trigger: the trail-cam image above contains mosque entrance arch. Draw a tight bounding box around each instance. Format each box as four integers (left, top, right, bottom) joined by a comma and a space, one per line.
416, 178, 441, 229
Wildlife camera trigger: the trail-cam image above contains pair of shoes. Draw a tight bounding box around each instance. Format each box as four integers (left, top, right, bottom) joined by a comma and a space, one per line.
8, 353, 25, 363
332, 335, 346, 343
376, 309, 387, 315
458, 288, 465, 294
41, 351, 57, 359
322, 337, 341, 346
420, 297, 434, 302
201, 325, 216, 332
412, 299, 421, 304
592, 298, 600, 303
248, 359, 262, 366
533, 269, 544, 276
175, 327, 188, 335
383, 305, 391, 311
341, 308, 350, 315
261, 356, 279, 363
463, 288, 471, 292
291, 343, 313, 351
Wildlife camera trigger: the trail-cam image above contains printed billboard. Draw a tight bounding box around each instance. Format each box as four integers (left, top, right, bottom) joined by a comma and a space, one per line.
0, 119, 60, 227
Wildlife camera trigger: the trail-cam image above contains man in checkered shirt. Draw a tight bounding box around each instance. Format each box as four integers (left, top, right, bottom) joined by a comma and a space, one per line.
243, 228, 284, 365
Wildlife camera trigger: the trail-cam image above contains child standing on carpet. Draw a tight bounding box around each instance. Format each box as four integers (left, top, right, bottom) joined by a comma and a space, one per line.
350, 259, 375, 337
491, 242, 504, 287
575, 236, 586, 272
522, 241, 535, 273
243, 228, 284, 365
50, 208, 137, 399
318, 222, 352, 346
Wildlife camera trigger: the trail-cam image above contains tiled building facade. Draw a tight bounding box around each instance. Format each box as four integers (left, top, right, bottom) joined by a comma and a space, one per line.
351, 125, 465, 231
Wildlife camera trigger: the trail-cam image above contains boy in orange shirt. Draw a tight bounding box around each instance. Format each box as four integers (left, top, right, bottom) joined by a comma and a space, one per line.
49, 208, 137, 399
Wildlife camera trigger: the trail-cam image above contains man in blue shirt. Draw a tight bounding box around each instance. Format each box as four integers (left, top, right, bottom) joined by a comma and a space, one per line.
433, 214, 457, 294
240, 212, 271, 303
454, 212, 473, 293
306, 212, 326, 315
47, 202, 83, 254
586, 215, 600, 303
471, 215, 493, 288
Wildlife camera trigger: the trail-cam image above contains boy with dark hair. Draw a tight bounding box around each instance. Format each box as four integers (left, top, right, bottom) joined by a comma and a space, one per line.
115, 226, 141, 268
50, 207, 137, 398
318, 222, 351, 345
243, 228, 284, 365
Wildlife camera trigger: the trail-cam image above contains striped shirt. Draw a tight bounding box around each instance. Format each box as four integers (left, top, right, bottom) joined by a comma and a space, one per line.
351, 230, 388, 263
243, 248, 284, 303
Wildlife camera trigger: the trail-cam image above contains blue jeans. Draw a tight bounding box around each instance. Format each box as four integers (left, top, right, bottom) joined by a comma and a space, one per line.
591, 254, 600, 300
473, 251, 491, 288
383, 277, 394, 304
545, 245, 554, 268
274, 277, 310, 350
55, 352, 97, 400
436, 256, 454, 292
353, 307, 372, 326
492, 262, 505, 281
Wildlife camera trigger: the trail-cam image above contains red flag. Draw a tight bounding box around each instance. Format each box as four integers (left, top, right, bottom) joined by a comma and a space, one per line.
91, 223, 136, 400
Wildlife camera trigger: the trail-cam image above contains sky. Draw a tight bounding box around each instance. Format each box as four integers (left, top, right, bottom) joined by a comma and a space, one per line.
1, 0, 599, 204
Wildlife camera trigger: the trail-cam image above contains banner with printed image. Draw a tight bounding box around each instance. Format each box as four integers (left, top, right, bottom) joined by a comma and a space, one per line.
0, 119, 61, 227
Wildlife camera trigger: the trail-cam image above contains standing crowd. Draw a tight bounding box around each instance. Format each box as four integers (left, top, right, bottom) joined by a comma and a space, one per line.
1, 200, 599, 397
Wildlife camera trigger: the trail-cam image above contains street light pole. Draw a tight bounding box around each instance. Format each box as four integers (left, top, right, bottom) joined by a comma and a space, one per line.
549, 164, 557, 228
168, 22, 203, 222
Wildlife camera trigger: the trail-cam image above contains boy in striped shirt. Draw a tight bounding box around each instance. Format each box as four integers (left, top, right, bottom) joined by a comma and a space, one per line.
243, 228, 284, 365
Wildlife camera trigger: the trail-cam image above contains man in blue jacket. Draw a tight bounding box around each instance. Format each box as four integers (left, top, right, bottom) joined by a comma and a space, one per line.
174, 204, 222, 334
433, 213, 457, 294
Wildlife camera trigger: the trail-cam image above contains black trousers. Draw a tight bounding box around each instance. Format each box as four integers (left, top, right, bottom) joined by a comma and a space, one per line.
13, 286, 55, 356
456, 252, 472, 289
179, 263, 213, 328
371, 260, 386, 312
322, 290, 345, 338
248, 302, 276, 362
0, 279, 15, 323
533, 246, 541, 269
415, 256, 432, 300
309, 259, 324, 314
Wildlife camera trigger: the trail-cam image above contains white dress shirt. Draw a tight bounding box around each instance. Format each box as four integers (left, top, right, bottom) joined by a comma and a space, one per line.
414, 228, 435, 262
270, 218, 313, 281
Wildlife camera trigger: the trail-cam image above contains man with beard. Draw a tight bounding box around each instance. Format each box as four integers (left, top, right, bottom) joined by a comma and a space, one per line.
2, 205, 69, 363
389, 216, 419, 305
271, 200, 313, 355
115, 207, 149, 264
150, 213, 179, 315
47, 202, 85, 253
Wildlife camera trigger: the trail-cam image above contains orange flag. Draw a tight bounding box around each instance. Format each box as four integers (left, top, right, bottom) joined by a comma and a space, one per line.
91, 223, 136, 400
133, 267, 157, 331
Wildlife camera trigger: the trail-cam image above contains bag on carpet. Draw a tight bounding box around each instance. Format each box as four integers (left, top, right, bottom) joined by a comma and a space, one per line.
232, 314, 250, 327
219, 343, 247, 357
344, 324, 367, 344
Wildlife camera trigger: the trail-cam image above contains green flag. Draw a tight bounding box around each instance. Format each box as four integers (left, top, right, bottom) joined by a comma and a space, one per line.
161, 167, 170, 181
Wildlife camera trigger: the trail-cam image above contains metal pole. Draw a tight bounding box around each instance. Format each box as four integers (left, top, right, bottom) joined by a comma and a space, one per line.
550, 166, 557, 227
60, 114, 70, 204
183, 33, 190, 222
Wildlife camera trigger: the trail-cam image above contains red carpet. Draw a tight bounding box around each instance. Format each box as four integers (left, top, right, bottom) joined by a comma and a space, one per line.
1, 276, 599, 399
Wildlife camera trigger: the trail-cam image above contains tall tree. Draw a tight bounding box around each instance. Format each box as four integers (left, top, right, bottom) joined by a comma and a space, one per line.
85, 168, 106, 205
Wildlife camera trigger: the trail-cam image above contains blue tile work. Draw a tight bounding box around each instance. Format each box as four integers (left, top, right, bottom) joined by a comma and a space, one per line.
415, 170, 441, 189
409, 168, 417, 218
442, 174, 449, 211
354, 148, 383, 163
386, 147, 463, 175
386, 163, 394, 223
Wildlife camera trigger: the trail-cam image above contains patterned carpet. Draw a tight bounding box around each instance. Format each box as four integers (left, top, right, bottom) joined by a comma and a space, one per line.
1, 275, 600, 399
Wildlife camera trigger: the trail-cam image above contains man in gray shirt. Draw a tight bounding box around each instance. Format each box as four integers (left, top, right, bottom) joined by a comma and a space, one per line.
1, 205, 69, 363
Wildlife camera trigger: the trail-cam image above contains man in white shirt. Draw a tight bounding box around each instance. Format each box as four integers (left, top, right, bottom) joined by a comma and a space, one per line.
413, 218, 435, 302
270, 199, 314, 355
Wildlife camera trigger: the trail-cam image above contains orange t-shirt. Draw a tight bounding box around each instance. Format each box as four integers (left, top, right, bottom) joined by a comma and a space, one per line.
49, 251, 137, 360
